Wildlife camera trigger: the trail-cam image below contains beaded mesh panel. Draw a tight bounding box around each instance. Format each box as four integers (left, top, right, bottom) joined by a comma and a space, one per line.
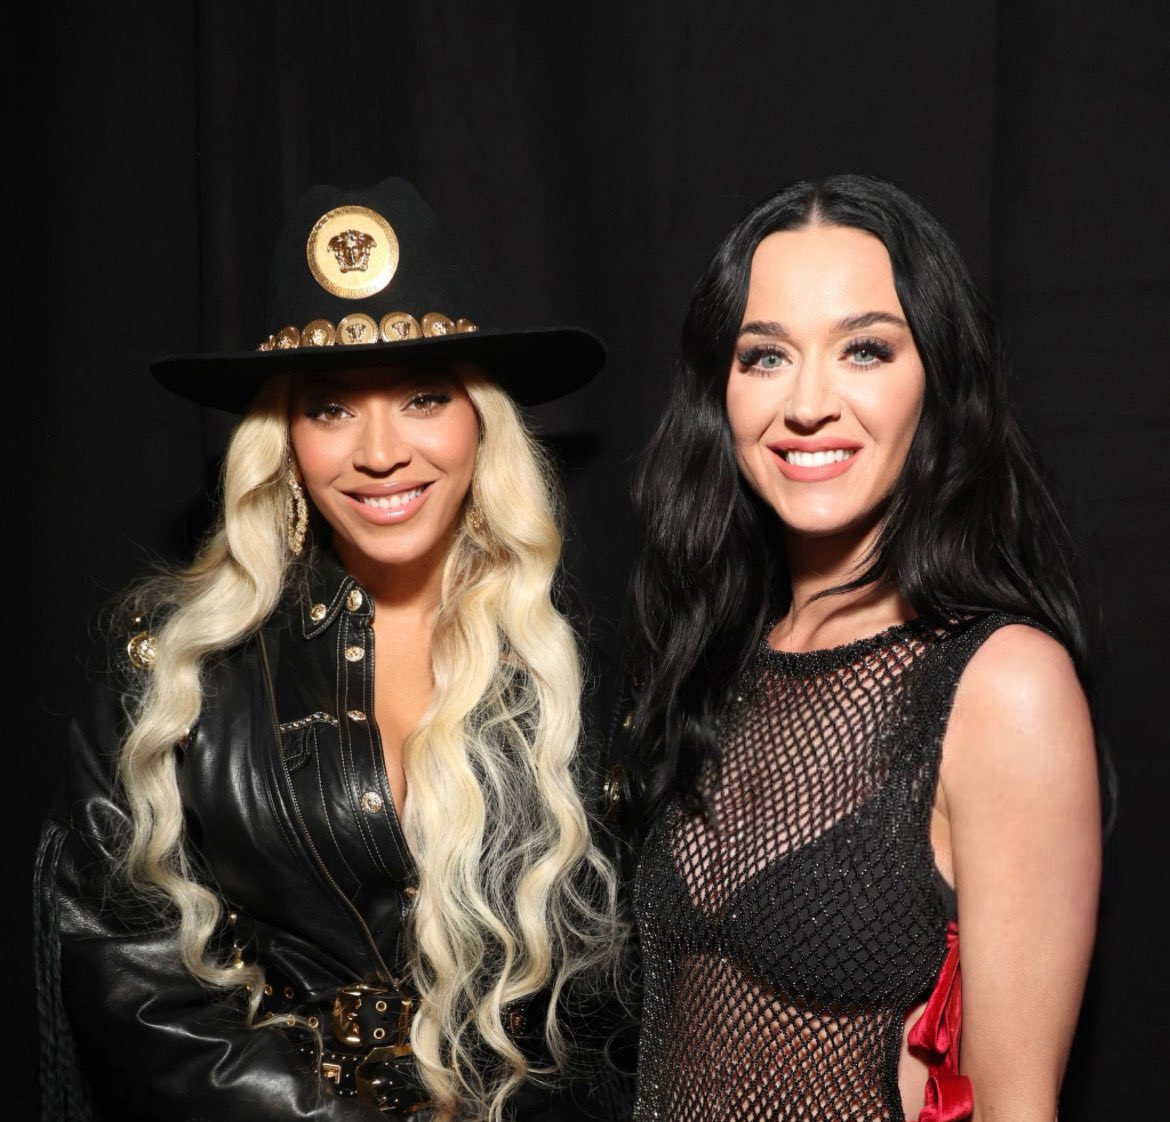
633, 618, 1003, 1121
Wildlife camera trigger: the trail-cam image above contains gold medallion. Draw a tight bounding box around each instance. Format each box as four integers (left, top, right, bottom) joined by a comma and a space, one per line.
454, 318, 479, 334
274, 325, 302, 349
380, 312, 422, 342
306, 205, 400, 300
337, 313, 379, 345
302, 319, 337, 347
421, 312, 455, 337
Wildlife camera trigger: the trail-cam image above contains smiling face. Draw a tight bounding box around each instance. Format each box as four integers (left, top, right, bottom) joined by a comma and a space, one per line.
288, 366, 480, 589
726, 224, 926, 546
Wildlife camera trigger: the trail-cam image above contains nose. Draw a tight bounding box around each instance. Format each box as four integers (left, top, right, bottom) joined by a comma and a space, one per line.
354, 405, 410, 474
784, 354, 840, 431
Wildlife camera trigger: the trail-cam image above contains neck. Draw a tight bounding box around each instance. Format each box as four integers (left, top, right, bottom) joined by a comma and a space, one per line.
774, 523, 914, 651
332, 535, 449, 622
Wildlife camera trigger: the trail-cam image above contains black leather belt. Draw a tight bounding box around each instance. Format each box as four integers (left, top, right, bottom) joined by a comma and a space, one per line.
257, 968, 550, 1116
258, 971, 429, 1115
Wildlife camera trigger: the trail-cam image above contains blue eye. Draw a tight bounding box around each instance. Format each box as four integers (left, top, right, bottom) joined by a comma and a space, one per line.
844, 338, 894, 367
736, 345, 789, 374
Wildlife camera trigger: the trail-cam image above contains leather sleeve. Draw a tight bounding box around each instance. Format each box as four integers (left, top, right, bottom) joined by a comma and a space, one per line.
570, 644, 640, 1121
35, 662, 380, 1121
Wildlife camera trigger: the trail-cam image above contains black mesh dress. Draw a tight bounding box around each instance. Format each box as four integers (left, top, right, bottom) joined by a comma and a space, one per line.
633, 614, 1019, 1121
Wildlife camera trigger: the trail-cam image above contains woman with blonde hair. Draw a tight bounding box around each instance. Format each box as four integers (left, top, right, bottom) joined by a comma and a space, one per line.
35, 178, 625, 1121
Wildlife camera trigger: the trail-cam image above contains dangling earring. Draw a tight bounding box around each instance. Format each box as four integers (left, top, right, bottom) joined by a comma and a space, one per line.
466, 501, 486, 536
286, 468, 308, 557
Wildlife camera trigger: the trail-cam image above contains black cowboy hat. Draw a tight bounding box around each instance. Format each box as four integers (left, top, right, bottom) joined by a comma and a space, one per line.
152, 178, 605, 411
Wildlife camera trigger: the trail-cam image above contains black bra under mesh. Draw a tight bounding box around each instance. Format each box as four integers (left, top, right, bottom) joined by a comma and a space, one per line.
632, 615, 1016, 1120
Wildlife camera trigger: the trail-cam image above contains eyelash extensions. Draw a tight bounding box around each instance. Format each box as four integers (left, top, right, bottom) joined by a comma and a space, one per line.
735, 335, 896, 374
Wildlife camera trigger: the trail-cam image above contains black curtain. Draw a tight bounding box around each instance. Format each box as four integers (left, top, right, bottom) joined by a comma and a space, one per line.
11, 2, 1168, 1117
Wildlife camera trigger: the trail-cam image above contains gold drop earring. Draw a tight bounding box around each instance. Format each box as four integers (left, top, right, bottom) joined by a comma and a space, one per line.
286, 467, 309, 557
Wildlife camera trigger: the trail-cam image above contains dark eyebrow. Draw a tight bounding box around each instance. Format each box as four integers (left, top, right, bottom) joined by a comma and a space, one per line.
737, 312, 909, 340
832, 311, 909, 333
738, 320, 791, 339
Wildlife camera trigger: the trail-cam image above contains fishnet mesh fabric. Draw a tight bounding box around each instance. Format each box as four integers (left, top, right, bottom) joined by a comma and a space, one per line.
633, 622, 972, 1122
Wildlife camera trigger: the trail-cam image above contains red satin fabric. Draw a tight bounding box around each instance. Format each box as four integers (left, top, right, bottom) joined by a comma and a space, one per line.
908, 921, 974, 1122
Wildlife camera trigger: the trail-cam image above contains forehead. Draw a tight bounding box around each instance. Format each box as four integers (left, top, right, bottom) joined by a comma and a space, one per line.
744, 225, 901, 318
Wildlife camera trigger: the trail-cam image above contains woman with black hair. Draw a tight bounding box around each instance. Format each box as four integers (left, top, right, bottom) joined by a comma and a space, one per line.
623, 175, 1099, 1121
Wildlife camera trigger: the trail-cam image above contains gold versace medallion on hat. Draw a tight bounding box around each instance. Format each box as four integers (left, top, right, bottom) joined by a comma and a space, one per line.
306, 204, 400, 300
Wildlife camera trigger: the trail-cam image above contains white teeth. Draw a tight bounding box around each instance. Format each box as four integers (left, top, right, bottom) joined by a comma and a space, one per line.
360, 486, 425, 509
783, 449, 855, 467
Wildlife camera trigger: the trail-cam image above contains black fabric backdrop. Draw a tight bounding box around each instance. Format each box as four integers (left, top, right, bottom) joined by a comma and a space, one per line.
10, 2, 1168, 1118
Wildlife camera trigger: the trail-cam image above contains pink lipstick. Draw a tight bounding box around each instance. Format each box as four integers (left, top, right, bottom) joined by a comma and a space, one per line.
769, 439, 862, 482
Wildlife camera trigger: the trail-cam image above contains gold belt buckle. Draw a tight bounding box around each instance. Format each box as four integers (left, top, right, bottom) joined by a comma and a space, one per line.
331, 982, 388, 1047
354, 994, 422, 1113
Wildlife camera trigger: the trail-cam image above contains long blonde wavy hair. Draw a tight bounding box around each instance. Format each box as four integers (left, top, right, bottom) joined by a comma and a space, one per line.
116, 370, 623, 1121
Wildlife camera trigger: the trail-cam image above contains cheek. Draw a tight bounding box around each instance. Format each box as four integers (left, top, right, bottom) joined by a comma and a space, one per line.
725, 378, 774, 447
725, 384, 775, 493
422, 408, 480, 479
288, 422, 335, 484
893, 380, 926, 449
286, 421, 315, 472
853, 370, 925, 450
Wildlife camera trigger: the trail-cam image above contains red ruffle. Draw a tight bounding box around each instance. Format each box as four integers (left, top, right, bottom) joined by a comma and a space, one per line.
907, 921, 973, 1122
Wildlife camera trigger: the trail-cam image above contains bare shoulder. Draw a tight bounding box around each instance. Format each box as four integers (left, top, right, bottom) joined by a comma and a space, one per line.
943, 623, 1095, 794
957, 623, 1084, 715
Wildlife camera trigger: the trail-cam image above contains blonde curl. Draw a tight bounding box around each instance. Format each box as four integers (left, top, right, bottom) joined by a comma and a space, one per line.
114, 370, 624, 1121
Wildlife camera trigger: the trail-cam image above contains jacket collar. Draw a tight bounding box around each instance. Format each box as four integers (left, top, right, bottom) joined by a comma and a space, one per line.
298, 545, 373, 638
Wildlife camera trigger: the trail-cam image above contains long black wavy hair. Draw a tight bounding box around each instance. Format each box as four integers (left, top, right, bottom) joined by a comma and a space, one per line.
624, 174, 1095, 834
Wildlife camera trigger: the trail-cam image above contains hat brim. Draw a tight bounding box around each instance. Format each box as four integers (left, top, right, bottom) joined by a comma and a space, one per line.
151, 326, 605, 412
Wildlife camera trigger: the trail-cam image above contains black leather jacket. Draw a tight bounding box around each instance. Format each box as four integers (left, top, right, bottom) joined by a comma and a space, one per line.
35, 550, 627, 1121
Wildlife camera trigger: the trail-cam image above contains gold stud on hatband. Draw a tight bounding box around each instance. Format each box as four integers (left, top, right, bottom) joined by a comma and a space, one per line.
302, 319, 337, 347
380, 312, 421, 341
256, 311, 477, 352
337, 312, 379, 345
420, 312, 455, 337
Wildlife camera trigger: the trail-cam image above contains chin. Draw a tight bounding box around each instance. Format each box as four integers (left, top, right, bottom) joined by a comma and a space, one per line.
335, 525, 454, 571
774, 502, 885, 543
773, 503, 855, 535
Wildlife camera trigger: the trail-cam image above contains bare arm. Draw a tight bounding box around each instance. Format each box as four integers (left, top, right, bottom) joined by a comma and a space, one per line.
939, 624, 1099, 1121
